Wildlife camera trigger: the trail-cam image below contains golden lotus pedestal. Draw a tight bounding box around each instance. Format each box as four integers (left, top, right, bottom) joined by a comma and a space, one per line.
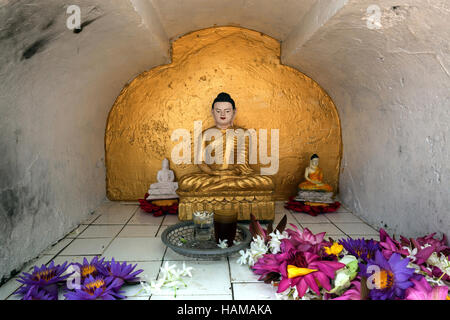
177, 190, 275, 221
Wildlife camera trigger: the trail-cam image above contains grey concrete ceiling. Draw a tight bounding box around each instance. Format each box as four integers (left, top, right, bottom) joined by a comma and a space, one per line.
149, 0, 317, 40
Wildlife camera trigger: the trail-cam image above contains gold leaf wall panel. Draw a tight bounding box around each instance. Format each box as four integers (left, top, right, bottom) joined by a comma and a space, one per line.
105, 27, 342, 201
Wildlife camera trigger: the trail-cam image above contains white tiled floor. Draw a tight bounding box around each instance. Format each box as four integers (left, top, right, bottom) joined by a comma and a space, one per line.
0, 201, 381, 300
78, 225, 123, 238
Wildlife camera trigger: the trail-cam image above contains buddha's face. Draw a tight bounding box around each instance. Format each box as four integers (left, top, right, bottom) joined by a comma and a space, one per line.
311, 157, 319, 168
162, 159, 169, 169
212, 102, 235, 129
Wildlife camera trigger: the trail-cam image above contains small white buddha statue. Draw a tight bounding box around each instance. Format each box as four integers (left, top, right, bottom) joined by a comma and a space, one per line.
146, 158, 179, 201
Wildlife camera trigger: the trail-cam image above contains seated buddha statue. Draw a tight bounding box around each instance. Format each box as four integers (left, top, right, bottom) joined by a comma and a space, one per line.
147, 158, 179, 201
177, 92, 274, 193
298, 154, 333, 192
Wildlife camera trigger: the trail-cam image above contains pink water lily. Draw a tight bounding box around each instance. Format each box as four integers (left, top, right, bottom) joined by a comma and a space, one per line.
400, 234, 449, 262
252, 239, 296, 281
405, 277, 448, 300
249, 213, 287, 243
286, 225, 327, 254
397, 232, 449, 281
379, 229, 410, 259
401, 233, 449, 256
276, 250, 345, 297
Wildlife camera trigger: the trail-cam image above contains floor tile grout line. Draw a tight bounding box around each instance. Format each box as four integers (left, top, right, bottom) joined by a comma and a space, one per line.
331, 221, 380, 234
44, 238, 78, 260
338, 219, 378, 232
226, 257, 235, 301
82, 212, 102, 226
155, 215, 167, 237
85, 223, 135, 226
98, 207, 138, 256
328, 219, 348, 236
65, 224, 87, 240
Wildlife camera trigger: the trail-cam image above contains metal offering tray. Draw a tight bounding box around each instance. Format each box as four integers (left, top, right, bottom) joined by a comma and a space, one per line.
161, 221, 252, 260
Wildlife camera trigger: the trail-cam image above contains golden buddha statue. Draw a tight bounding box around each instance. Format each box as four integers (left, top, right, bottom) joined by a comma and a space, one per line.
177, 92, 275, 221
299, 154, 333, 192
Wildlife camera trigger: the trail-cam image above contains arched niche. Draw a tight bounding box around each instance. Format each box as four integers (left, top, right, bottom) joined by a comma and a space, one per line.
105, 26, 342, 200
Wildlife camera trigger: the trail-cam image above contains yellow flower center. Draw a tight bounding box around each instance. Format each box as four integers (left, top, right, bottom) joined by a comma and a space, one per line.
85, 279, 106, 295
287, 265, 318, 279
324, 242, 344, 256
81, 265, 97, 278
375, 270, 394, 289
32, 269, 56, 282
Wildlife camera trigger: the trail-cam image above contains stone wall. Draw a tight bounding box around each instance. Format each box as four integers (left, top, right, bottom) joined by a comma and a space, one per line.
282, 0, 450, 239
0, 0, 169, 282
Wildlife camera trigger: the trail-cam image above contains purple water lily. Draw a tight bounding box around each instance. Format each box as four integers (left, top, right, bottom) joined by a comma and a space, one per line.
339, 238, 379, 262
103, 258, 143, 289
22, 286, 56, 300
73, 257, 107, 280
15, 261, 71, 299
64, 275, 125, 300
360, 251, 415, 300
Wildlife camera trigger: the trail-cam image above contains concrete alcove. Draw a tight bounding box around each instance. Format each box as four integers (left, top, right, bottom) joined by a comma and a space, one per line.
0, 0, 449, 283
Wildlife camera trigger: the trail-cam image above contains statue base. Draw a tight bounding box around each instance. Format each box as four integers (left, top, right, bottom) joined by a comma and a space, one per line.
146, 193, 179, 201
177, 190, 275, 221
295, 190, 334, 204
285, 197, 341, 216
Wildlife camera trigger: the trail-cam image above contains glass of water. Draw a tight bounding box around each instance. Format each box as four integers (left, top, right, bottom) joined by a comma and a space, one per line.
193, 211, 214, 241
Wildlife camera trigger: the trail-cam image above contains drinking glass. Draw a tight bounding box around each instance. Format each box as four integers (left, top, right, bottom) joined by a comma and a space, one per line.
193, 211, 214, 241
213, 209, 238, 246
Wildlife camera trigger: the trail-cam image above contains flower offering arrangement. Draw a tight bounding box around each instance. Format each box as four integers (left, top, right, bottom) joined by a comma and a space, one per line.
238, 215, 450, 300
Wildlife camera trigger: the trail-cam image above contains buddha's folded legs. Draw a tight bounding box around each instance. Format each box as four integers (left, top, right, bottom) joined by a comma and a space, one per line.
299, 181, 333, 192
178, 173, 274, 192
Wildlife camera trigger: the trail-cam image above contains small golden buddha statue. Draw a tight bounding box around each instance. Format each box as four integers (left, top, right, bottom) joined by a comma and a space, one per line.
178, 92, 273, 193
298, 154, 333, 192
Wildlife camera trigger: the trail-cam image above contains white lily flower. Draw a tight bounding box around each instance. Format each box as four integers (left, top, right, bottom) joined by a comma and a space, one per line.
247, 254, 256, 267
402, 246, 418, 262
236, 235, 269, 266
147, 262, 195, 297
181, 262, 194, 277
237, 249, 249, 265
275, 287, 298, 300
138, 274, 153, 295
217, 239, 229, 249
427, 252, 450, 276
268, 230, 290, 254
300, 288, 320, 300
150, 278, 164, 292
